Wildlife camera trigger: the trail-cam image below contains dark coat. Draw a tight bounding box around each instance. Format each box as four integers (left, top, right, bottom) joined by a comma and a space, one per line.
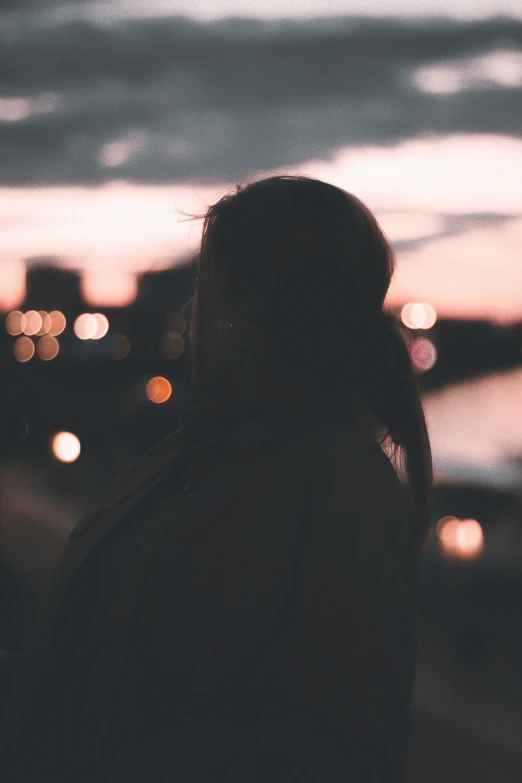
0, 389, 421, 782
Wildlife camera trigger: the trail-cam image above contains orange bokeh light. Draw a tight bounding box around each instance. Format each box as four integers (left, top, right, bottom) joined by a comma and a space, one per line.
48, 311, 66, 336
436, 515, 459, 535
5, 310, 26, 335
13, 336, 35, 362
36, 311, 52, 336
146, 376, 172, 404
437, 516, 484, 560
37, 335, 60, 361
51, 431, 81, 463
23, 310, 42, 336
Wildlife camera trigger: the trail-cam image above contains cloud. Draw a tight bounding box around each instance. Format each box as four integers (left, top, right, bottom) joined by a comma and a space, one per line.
3, 15, 521, 92
0, 0, 57, 7
386, 216, 522, 323
0, 15, 521, 184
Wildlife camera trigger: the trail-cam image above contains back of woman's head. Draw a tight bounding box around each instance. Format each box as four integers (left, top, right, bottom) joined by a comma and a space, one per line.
189, 174, 433, 546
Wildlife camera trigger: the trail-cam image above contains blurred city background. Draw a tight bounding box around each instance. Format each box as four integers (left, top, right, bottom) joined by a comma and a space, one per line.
1, 1, 522, 780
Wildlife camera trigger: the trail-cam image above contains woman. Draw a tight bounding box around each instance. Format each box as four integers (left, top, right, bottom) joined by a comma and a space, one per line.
1, 175, 432, 782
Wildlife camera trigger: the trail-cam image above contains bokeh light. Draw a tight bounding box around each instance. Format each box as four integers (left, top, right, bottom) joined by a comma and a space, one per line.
436, 515, 460, 535
36, 311, 52, 336
161, 333, 185, 359
13, 336, 35, 362
437, 516, 484, 560
409, 336, 437, 372
165, 313, 186, 336
74, 313, 98, 340
48, 311, 66, 336
146, 376, 172, 404
401, 302, 438, 329
36, 335, 60, 361
51, 431, 81, 463
5, 310, 26, 335
91, 313, 109, 340
114, 334, 131, 359
23, 310, 42, 336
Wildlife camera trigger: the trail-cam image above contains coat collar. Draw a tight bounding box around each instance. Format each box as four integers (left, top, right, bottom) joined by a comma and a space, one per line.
178, 352, 373, 449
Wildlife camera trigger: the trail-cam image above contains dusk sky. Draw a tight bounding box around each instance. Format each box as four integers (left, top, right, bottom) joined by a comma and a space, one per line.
1, 0, 521, 317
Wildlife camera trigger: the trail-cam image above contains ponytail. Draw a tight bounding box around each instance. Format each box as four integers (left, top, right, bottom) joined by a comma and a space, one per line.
361, 311, 434, 547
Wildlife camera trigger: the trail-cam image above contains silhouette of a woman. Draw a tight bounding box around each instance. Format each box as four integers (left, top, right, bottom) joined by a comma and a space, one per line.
1, 175, 432, 783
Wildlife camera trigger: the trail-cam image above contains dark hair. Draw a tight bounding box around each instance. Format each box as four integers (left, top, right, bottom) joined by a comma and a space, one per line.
183, 175, 433, 546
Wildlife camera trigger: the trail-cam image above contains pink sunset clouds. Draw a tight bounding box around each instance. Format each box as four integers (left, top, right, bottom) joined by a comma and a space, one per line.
1, 133, 521, 315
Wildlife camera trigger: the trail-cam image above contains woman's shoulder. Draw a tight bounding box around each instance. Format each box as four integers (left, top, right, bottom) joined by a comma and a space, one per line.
70, 426, 186, 538
303, 398, 418, 532
288, 389, 384, 466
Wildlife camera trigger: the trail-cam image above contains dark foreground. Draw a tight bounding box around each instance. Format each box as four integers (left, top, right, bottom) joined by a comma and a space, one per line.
2, 463, 522, 781
408, 707, 522, 783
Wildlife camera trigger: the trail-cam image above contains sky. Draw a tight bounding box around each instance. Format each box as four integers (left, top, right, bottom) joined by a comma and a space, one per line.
0, 1, 521, 318
4, 0, 522, 22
